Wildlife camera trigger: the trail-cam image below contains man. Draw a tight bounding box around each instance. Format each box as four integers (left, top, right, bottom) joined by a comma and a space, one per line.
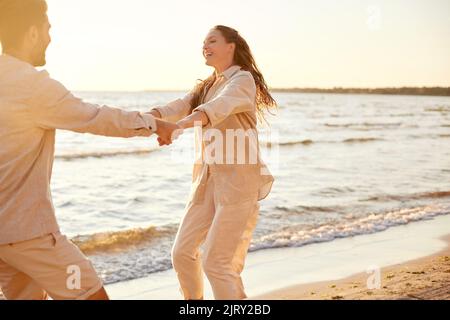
0, 0, 181, 300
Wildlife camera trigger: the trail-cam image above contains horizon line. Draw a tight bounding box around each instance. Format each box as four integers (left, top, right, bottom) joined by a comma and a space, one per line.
73, 86, 450, 93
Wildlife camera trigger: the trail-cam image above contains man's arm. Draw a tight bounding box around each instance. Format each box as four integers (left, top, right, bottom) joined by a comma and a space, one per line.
30, 71, 179, 141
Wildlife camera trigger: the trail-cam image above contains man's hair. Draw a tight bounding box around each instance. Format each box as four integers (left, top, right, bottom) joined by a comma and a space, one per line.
0, 0, 48, 49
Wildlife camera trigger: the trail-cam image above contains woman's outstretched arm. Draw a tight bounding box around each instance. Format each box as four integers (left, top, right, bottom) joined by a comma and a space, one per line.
148, 91, 193, 123
176, 110, 210, 129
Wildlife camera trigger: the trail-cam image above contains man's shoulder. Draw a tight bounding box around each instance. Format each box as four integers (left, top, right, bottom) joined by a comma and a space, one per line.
0, 55, 51, 86
0, 56, 70, 106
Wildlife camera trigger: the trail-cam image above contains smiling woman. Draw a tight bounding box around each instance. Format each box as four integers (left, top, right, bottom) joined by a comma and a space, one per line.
192, 25, 276, 122
149, 23, 276, 300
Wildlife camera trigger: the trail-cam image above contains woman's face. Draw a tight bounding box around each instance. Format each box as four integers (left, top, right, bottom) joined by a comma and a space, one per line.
202, 29, 235, 68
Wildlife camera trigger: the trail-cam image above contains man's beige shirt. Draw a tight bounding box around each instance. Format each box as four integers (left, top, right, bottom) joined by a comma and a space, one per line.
0, 54, 156, 244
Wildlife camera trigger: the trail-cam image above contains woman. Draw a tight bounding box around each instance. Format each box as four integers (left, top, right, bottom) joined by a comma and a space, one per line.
150, 25, 276, 300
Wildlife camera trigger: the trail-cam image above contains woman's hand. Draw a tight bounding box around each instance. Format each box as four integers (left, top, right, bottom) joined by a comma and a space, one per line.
155, 119, 183, 146
154, 110, 209, 146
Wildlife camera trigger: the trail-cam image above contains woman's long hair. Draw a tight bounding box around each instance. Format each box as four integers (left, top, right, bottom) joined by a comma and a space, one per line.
190, 25, 277, 123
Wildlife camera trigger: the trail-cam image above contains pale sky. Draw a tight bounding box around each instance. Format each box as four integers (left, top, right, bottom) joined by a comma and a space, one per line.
38, 0, 450, 91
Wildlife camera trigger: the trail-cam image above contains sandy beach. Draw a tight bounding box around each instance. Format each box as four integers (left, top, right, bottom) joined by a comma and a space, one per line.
103, 213, 450, 300
1, 247, 448, 301
254, 235, 450, 300
1, 251, 449, 302
1, 215, 449, 300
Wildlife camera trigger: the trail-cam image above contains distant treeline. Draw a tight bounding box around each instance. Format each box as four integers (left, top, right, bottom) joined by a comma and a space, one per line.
271, 87, 450, 96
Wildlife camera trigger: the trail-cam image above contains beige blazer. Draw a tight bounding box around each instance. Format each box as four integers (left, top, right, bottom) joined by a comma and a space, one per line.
154, 65, 274, 206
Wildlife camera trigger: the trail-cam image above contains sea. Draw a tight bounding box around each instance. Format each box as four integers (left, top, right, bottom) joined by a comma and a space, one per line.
50, 91, 450, 284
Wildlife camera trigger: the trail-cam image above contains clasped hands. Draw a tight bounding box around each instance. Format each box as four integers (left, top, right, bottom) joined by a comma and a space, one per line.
151, 108, 209, 147
154, 118, 184, 146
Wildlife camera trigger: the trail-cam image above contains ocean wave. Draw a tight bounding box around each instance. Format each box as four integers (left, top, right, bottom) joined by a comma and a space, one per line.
361, 190, 450, 202
71, 224, 178, 255
275, 204, 344, 215
55, 148, 160, 160
71, 191, 450, 255
387, 113, 416, 118
342, 137, 383, 143
264, 140, 314, 147
263, 137, 383, 147
250, 203, 450, 251
76, 201, 450, 284
425, 106, 450, 113
324, 122, 403, 128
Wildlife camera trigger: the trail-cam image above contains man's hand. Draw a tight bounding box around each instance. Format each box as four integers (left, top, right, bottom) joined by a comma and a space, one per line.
155, 119, 183, 146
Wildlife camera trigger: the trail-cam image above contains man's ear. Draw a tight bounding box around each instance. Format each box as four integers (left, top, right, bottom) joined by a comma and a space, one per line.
28, 25, 40, 46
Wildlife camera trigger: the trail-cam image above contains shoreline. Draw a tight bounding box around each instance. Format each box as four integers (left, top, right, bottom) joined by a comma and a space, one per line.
105, 213, 450, 300
253, 234, 450, 300
1, 214, 450, 300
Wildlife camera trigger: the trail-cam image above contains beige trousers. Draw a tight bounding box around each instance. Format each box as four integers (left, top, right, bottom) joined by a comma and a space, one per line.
0, 232, 102, 300
171, 170, 260, 300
